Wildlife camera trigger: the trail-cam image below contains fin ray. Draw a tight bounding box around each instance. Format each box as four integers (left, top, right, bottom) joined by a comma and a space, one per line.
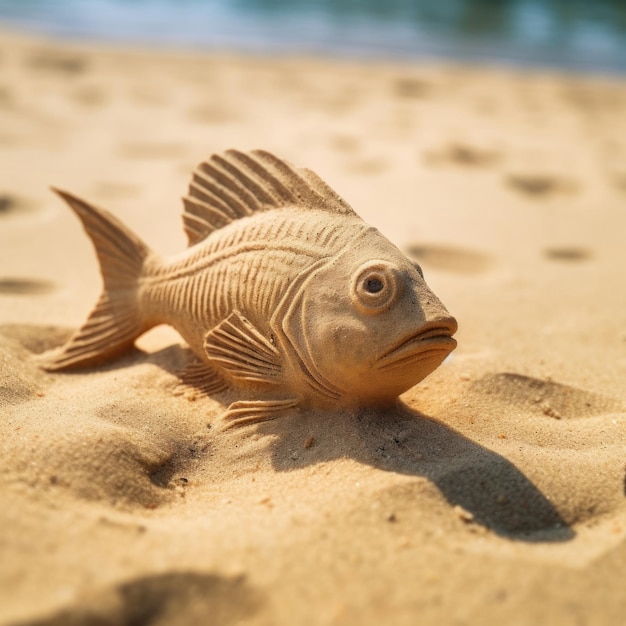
40, 190, 155, 371
220, 398, 298, 430
190, 172, 252, 217
204, 312, 282, 385
182, 149, 355, 245
174, 356, 228, 399
40, 296, 140, 370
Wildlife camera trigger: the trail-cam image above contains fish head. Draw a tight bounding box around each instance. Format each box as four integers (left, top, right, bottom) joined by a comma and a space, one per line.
281, 229, 457, 406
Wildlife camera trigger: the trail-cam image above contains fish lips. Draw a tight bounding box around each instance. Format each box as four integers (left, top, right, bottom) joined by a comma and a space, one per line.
375, 319, 458, 371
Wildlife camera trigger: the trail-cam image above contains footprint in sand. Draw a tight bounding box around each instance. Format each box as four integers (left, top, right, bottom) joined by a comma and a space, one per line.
543, 247, 591, 263
188, 104, 241, 124
48, 421, 186, 510
424, 371, 626, 531
92, 181, 140, 200
424, 143, 501, 168
0, 278, 56, 295
406, 244, 493, 275
330, 134, 360, 153
0, 86, 12, 108
393, 77, 432, 99
4, 393, 184, 510
0, 193, 35, 216
71, 85, 107, 107
0, 323, 73, 355
128, 85, 170, 107
26, 49, 88, 75
24, 572, 262, 626
561, 85, 621, 114
611, 172, 626, 192
0, 194, 17, 214
505, 172, 578, 197
0, 324, 207, 511
346, 157, 389, 175
471, 372, 625, 420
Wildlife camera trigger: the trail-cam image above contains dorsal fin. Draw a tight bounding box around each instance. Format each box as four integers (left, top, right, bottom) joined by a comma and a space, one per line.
182, 149, 356, 246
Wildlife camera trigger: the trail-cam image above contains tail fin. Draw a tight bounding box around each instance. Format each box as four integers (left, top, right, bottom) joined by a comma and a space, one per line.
41, 189, 154, 371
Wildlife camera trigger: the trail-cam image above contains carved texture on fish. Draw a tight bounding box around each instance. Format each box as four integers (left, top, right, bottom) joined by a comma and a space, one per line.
182, 149, 355, 246
41, 149, 458, 428
42, 189, 150, 370
204, 312, 282, 385
176, 357, 228, 399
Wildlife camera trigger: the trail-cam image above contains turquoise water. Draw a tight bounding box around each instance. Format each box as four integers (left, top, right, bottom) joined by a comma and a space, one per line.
1, 0, 625, 73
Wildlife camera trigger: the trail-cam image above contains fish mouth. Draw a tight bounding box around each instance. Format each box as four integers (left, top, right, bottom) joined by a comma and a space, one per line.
376, 318, 458, 371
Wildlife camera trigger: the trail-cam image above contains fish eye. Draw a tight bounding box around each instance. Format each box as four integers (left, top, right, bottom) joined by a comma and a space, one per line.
365, 277, 384, 293
350, 260, 402, 315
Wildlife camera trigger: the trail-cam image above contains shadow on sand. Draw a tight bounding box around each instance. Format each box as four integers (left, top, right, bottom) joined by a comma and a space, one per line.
8, 326, 575, 545
144, 343, 575, 543
252, 402, 575, 543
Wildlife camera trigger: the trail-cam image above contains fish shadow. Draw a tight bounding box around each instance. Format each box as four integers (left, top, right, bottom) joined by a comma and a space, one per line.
256, 403, 575, 543
93, 345, 575, 543
12, 332, 574, 544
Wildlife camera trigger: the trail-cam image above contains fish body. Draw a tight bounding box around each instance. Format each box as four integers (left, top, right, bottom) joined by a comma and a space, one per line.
44, 150, 457, 427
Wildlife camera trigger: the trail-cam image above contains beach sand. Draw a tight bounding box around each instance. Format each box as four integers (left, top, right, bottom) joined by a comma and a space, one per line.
1, 29, 625, 626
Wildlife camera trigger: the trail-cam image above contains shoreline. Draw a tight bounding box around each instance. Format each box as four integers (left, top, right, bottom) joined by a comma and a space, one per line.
2, 22, 626, 80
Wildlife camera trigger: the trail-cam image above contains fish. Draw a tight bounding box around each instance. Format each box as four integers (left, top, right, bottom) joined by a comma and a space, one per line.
42, 149, 457, 428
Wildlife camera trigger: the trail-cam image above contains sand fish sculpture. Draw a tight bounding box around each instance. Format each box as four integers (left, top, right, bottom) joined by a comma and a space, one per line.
43, 150, 457, 428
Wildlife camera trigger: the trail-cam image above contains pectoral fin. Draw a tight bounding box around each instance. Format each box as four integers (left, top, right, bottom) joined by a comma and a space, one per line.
204, 312, 282, 386
220, 398, 299, 430
174, 355, 228, 399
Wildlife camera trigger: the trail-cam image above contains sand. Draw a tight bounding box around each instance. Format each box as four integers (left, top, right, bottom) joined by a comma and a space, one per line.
1, 29, 625, 626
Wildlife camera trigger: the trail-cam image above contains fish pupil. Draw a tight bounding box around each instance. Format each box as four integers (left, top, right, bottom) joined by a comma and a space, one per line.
365, 277, 384, 294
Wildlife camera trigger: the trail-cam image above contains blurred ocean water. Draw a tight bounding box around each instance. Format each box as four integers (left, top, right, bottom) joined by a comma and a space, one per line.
0, 0, 625, 73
